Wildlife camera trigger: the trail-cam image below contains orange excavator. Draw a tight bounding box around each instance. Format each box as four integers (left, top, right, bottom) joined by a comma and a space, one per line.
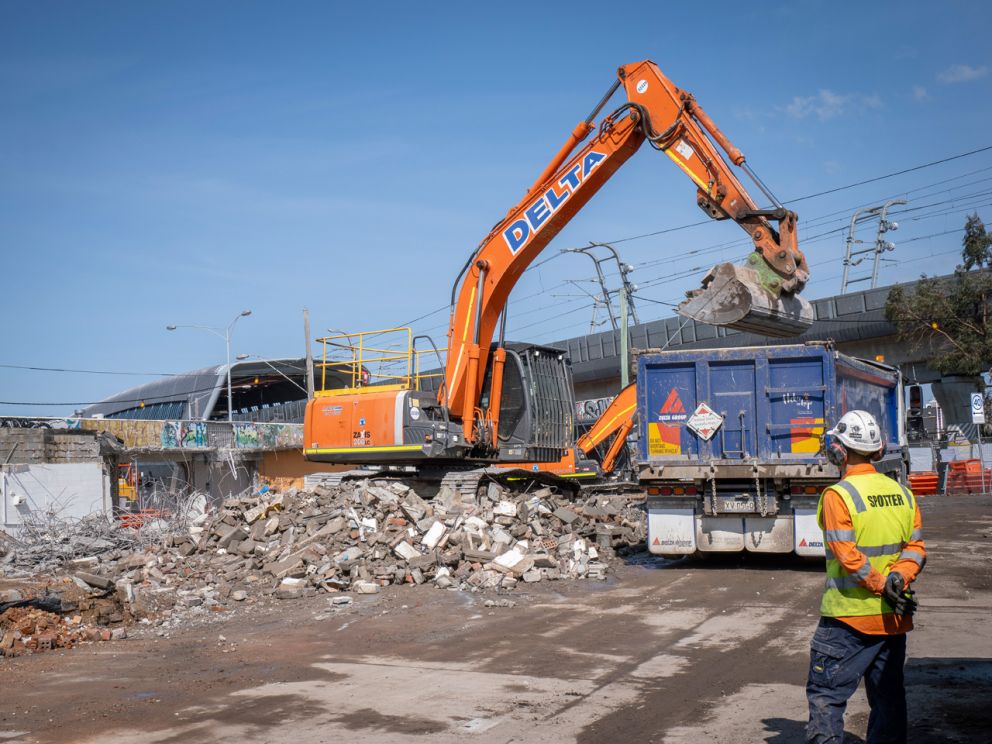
304, 60, 812, 489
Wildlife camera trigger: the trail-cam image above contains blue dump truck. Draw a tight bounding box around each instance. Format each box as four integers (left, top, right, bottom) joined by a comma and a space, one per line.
638, 342, 906, 558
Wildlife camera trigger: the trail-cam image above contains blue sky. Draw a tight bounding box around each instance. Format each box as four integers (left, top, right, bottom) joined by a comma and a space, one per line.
2, 0, 990, 415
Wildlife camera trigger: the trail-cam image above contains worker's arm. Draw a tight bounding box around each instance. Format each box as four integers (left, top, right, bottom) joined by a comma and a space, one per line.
821, 487, 887, 594
890, 499, 926, 584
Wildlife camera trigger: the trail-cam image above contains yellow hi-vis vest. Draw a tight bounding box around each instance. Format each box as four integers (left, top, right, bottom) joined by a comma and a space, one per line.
816, 472, 918, 617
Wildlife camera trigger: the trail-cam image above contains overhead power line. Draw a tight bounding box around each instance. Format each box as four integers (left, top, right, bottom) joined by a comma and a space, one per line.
785, 145, 992, 204
0, 382, 230, 408
405, 146, 992, 332
0, 363, 178, 377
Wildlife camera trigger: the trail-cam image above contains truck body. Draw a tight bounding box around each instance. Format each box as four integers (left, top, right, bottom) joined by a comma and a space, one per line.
638, 343, 906, 558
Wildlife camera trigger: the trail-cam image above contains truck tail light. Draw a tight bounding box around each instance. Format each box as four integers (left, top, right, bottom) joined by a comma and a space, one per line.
647, 485, 695, 496
791, 485, 803, 495
804, 486, 820, 494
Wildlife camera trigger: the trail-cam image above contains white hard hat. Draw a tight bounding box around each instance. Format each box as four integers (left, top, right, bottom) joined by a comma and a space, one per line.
827, 410, 883, 454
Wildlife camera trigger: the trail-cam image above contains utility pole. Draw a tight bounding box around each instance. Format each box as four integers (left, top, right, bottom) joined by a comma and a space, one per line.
841, 199, 906, 293
566, 242, 640, 330
620, 285, 630, 387
303, 307, 315, 399
566, 242, 639, 389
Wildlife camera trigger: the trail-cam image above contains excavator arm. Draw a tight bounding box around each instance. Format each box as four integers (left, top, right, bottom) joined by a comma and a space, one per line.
576, 383, 638, 475
444, 60, 812, 446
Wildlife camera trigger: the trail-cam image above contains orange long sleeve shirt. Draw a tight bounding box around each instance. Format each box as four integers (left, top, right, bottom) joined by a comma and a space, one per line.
821, 463, 926, 635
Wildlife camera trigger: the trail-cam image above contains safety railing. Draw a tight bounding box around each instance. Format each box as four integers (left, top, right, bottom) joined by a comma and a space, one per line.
315, 327, 446, 394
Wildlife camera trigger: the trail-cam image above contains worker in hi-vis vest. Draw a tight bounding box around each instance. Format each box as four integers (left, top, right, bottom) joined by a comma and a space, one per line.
806, 409, 926, 744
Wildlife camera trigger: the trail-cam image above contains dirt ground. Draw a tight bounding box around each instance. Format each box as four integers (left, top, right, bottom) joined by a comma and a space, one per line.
1, 494, 990, 744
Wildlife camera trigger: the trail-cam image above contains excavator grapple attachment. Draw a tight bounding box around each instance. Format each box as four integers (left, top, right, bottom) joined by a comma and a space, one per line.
677, 262, 814, 338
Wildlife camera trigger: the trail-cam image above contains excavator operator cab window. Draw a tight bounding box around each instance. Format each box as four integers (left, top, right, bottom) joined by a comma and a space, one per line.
479, 348, 527, 442
498, 351, 526, 441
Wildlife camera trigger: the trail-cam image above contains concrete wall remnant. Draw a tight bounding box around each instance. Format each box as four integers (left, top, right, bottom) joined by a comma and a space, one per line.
2, 463, 113, 536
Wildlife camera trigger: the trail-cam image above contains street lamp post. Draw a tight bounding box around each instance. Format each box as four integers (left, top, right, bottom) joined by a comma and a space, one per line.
166, 310, 252, 422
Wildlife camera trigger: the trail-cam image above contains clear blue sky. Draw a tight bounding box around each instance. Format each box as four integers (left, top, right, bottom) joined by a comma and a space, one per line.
2, 0, 990, 415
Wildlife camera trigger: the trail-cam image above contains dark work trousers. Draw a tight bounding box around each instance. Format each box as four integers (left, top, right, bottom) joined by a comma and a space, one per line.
805, 617, 907, 744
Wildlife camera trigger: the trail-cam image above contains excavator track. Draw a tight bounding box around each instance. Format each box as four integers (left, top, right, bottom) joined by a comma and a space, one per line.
304, 466, 583, 500
303, 468, 391, 490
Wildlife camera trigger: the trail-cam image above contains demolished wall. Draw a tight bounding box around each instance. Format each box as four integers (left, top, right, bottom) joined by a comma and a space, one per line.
1, 428, 116, 537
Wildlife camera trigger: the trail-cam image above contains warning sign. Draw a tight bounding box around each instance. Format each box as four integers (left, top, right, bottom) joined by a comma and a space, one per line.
649, 388, 687, 455
686, 403, 723, 441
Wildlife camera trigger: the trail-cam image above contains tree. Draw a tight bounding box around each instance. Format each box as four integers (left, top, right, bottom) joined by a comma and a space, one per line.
885, 214, 992, 375
962, 212, 992, 270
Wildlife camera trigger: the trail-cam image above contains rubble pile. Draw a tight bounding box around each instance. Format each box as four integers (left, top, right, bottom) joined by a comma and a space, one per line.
0, 588, 127, 657
0, 512, 143, 574
177, 479, 646, 597
0, 479, 646, 650
0, 492, 205, 575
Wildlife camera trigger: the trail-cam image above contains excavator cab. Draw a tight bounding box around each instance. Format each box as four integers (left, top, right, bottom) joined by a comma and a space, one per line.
477, 342, 575, 463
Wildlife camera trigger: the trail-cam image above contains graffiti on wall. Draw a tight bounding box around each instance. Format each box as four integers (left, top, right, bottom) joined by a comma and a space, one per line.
160, 421, 208, 449
0, 417, 81, 430
233, 422, 302, 449
1, 416, 303, 451
233, 422, 260, 448
576, 396, 616, 424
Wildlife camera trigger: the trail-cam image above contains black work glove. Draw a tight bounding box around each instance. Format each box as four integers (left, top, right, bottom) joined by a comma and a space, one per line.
883, 572, 905, 603
883, 572, 917, 616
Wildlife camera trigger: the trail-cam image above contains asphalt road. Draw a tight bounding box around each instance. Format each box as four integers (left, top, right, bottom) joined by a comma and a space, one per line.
2, 494, 990, 743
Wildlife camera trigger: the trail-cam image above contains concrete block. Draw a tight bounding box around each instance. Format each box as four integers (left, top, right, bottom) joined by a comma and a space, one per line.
217, 525, 248, 549
76, 572, 115, 590
422, 521, 446, 550
334, 546, 364, 566
493, 500, 517, 517
394, 541, 419, 561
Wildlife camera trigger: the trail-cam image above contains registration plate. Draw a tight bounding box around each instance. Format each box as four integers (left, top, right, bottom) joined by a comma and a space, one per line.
718, 496, 756, 513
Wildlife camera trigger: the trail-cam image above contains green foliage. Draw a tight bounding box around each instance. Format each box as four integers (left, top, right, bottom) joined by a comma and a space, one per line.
884, 213, 992, 375
962, 212, 992, 270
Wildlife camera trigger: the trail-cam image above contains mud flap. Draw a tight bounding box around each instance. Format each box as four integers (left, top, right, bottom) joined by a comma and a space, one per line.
647, 508, 696, 555
794, 508, 826, 557
677, 262, 814, 338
